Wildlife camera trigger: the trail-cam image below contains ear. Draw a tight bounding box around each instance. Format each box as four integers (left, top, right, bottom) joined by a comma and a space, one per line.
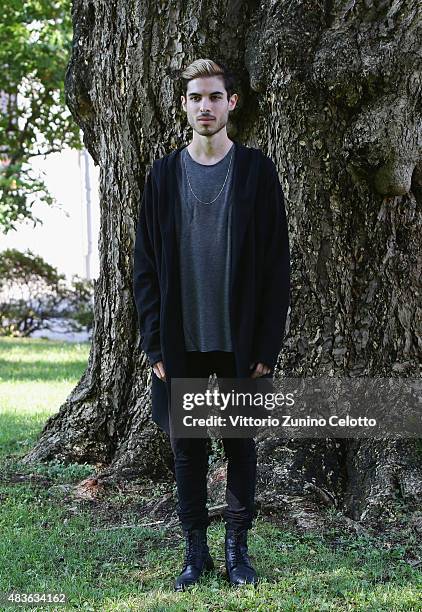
228, 93, 238, 111
181, 95, 187, 112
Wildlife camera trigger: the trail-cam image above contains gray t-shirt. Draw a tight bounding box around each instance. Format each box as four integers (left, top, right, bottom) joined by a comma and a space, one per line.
175, 144, 235, 352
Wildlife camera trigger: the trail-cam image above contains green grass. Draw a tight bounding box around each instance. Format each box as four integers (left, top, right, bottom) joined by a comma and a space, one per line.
0, 338, 421, 611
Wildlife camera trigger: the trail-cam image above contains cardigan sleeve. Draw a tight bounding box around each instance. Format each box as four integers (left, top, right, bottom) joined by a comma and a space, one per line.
251, 158, 291, 371
132, 169, 163, 366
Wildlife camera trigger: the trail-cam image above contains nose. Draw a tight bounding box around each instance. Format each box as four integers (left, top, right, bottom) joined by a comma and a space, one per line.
199, 99, 211, 113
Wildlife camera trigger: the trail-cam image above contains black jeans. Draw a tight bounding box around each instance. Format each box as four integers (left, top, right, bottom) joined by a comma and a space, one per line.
170, 351, 257, 531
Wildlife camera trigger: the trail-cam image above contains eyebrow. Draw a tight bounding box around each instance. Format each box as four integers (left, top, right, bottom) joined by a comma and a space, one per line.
188, 91, 224, 97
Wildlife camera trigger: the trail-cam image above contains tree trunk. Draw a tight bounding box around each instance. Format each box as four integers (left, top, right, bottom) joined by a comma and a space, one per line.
22, 0, 422, 526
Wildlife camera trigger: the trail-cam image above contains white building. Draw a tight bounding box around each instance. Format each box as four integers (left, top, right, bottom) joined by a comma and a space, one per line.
0, 144, 100, 342
0, 146, 100, 283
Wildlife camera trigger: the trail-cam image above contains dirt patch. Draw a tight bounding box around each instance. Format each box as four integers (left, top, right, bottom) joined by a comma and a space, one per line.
0, 471, 53, 486
2, 458, 421, 566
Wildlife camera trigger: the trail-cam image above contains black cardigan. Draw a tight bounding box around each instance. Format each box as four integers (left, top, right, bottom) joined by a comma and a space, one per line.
132, 140, 290, 434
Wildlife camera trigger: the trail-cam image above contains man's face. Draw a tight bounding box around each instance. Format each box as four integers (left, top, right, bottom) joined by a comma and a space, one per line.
181, 75, 238, 137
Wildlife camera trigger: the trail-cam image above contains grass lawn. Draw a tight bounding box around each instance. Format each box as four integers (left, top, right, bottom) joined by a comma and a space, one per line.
0, 337, 421, 611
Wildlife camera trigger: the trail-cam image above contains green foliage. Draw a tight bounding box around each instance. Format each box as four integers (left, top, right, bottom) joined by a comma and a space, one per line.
32, 458, 95, 482
0, 248, 94, 336
65, 274, 95, 332
0, 0, 81, 232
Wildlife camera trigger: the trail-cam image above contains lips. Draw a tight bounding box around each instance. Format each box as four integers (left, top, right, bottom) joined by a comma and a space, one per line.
198, 117, 214, 122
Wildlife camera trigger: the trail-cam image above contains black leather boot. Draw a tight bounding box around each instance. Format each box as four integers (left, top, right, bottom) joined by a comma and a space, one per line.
225, 526, 258, 586
174, 527, 214, 591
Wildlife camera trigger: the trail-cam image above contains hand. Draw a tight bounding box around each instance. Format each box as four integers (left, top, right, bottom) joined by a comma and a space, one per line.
249, 362, 271, 378
153, 360, 166, 381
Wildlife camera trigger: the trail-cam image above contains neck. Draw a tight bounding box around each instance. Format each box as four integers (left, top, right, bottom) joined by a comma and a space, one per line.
187, 130, 233, 165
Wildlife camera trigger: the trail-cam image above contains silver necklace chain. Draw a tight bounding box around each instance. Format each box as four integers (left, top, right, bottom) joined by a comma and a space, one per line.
183, 146, 234, 205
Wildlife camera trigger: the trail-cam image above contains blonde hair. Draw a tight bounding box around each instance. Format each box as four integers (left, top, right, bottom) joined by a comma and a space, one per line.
180, 59, 235, 99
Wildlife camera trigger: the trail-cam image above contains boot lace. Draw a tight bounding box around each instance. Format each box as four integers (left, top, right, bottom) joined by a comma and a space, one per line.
184, 530, 207, 567
226, 529, 252, 568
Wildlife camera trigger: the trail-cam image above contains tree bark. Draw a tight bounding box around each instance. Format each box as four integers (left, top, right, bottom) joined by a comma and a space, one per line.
22, 0, 422, 526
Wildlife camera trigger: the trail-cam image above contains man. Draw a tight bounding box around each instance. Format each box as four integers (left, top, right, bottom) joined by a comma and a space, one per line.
132, 59, 290, 591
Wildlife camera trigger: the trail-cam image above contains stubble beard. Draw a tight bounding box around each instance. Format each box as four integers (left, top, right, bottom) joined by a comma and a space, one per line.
189, 112, 229, 138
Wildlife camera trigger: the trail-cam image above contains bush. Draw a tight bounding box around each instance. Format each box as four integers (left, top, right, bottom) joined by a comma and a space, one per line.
0, 248, 94, 337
